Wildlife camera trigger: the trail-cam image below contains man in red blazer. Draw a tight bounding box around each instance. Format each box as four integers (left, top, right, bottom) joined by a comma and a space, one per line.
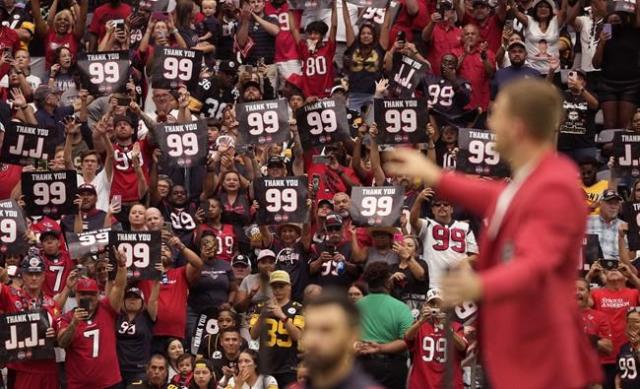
385, 78, 602, 389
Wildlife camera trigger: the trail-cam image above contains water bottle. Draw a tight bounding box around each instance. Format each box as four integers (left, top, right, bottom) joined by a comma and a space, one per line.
336, 260, 345, 275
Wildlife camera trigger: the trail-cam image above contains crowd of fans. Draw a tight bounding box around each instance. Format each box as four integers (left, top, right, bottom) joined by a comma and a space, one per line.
0, 0, 638, 387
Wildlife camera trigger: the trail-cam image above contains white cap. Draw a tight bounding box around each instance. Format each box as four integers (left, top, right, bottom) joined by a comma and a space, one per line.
426, 288, 443, 303
257, 249, 276, 261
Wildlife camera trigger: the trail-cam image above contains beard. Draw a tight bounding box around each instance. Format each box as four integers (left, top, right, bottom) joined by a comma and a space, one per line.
304, 348, 345, 373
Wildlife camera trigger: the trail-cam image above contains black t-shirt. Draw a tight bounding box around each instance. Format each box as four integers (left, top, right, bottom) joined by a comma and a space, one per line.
390, 260, 429, 306
210, 351, 240, 382
310, 240, 360, 289
601, 26, 640, 82
271, 239, 310, 302
116, 310, 155, 372
245, 14, 279, 65
616, 342, 640, 389
557, 89, 598, 151
344, 43, 385, 94
188, 259, 234, 315
217, 16, 238, 61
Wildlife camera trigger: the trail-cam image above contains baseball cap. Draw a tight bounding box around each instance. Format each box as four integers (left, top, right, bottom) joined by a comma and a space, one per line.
318, 199, 334, 209
218, 60, 238, 75
257, 249, 276, 262
125, 286, 145, 300
19, 21, 35, 36
507, 40, 526, 51
77, 183, 97, 195
324, 213, 343, 228
39, 229, 61, 241
472, 0, 490, 6
601, 189, 623, 201
277, 223, 302, 235
231, 254, 251, 268
76, 277, 99, 293
113, 114, 133, 127
267, 156, 286, 167
269, 270, 291, 285
242, 79, 262, 93
426, 288, 443, 303
21, 256, 45, 273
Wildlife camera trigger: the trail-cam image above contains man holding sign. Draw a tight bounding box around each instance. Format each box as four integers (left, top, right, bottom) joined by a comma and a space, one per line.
1, 256, 74, 389
384, 79, 601, 388
56, 251, 127, 389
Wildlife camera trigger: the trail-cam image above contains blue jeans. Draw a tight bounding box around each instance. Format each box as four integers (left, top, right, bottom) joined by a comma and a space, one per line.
348, 93, 375, 122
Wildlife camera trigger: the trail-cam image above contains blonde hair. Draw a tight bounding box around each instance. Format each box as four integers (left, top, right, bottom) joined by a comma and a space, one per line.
499, 79, 564, 142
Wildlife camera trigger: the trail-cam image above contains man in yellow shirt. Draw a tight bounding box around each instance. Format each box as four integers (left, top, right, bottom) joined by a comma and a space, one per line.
580, 157, 615, 215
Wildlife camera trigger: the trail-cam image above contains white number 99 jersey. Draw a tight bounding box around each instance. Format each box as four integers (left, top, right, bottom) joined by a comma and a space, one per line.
418, 218, 478, 288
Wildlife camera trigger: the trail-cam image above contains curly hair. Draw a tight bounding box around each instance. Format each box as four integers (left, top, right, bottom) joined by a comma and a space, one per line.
362, 262, 391, 290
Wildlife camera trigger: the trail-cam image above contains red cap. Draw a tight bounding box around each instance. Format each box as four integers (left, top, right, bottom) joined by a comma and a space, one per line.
76, 277, 99, 293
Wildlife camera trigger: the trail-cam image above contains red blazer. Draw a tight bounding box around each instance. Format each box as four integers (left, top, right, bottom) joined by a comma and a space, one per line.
438, 151, 602, 389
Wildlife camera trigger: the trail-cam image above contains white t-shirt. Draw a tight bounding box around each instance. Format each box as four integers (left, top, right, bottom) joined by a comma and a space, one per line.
0, 74, 41, 90
418, 218, 478, 288
576, 15, 602, 73
524, 15, 560, 74
225, 375, 278, 389
77, 169, 111, 212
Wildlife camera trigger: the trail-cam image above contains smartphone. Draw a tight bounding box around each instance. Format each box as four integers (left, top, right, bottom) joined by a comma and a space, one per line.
6, 265, 17, 278
78, 298, 91, 312
257, 57, 265, 67
568, 71, 577, 83
111, 195, 122, 213
312, 174, 320, 193
117, 96, 132, 107
112, 18, 125, 29
199, 199, 210, 214
163, 221, 174, 233
3, 47, 12, 59
602, 23, 612, 36
396, 30, 405, 44
75, 264, 88, 278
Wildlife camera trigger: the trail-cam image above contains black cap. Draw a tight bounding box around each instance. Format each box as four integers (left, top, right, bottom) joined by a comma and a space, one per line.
218, 60, 238, 75
601, 189, 623, 201
113, 114, 134, 127
21, 256, 45, 273
231, 254, 251, 268
242, 79, 262, 92
77, 183, 97, 195
267, 155, 286, 167
318, 198, 334, 209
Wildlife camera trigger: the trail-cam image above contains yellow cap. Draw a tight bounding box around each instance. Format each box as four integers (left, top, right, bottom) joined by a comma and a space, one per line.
269, 270, 291, 285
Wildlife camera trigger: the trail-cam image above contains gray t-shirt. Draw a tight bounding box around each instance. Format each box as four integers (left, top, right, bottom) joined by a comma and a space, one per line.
366, 247, 399, 267
239, 273, 273, 309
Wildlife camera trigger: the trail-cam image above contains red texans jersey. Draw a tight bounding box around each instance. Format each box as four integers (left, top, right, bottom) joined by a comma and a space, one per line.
405, 321, 466, 389
55, 297, 121, 389
592, 287, 640, 364
580, 307, 613, 363
195, 223, 236, 262
41, 251, 74, 297
298, 39, 335, 98
111, 139, 152, 202
265, 2, 301, 62
139, 267, 189, 338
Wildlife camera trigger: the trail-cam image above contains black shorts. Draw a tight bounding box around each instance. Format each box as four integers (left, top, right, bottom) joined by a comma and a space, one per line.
598, 77, 640, 103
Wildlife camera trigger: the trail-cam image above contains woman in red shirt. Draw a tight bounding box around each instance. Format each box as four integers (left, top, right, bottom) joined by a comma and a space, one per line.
32, 0, 86, 70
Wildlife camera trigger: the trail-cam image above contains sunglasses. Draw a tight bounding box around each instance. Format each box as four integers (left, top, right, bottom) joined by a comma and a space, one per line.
432, 202, 450, 207
326, 226, 341, 232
